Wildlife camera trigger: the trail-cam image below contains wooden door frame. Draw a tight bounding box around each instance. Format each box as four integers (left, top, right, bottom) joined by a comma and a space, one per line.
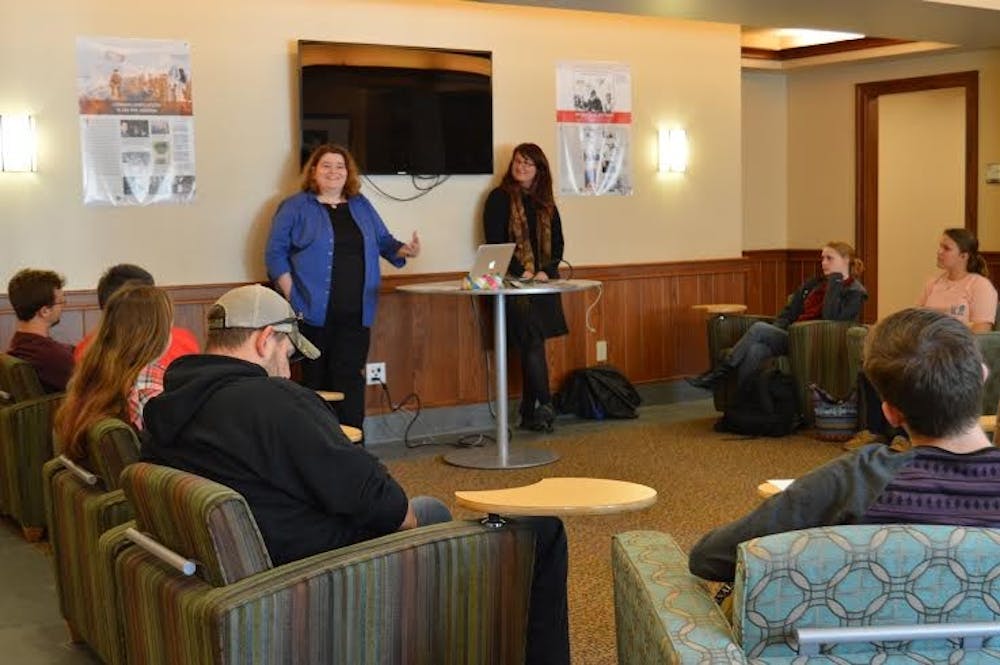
855, 70, 978, 321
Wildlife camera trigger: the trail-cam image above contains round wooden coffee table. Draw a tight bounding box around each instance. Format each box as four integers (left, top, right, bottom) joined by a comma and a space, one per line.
455, 477, 657, 523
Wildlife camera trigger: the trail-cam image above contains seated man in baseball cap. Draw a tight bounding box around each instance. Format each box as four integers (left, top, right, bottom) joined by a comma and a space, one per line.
140, 284, 570, 665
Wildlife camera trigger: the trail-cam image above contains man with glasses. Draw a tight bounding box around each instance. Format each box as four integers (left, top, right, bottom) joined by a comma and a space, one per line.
141, 284, 571, 664
5, 269, 74, 392
141, 284, 450, 563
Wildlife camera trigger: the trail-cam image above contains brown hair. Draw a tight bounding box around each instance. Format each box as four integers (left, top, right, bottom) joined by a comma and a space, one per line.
299, 144, 361, 198
97, 263, 154, 309
864, 308, 982, 438
499, 143, 555, 216
825, 241, 864, 278
7, 269, 64, 321
55, 285, 173, 461
943, 227, 989, 278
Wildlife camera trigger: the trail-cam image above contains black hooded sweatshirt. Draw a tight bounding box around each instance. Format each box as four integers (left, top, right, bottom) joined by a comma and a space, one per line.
140, 354, 408, 566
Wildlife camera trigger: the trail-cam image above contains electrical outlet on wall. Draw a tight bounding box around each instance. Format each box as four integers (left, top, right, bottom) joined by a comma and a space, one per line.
366, 362, 386, 385
596, 340, 608, 362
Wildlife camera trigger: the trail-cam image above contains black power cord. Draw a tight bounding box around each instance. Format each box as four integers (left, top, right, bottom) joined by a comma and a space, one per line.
374, 378, 435, 448
362, 174, 450, 202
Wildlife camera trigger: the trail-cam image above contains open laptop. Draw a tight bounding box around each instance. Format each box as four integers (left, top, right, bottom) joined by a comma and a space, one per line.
469, 243, 515, 278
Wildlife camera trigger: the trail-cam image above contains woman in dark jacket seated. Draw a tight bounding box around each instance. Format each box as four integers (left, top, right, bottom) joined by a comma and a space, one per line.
687, 241, 867, 391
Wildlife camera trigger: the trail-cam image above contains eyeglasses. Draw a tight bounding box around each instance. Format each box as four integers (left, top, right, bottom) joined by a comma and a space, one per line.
513, 155, 536, 168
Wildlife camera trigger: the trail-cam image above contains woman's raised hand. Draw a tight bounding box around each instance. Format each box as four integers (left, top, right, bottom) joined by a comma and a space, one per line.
397, 231, 421, 258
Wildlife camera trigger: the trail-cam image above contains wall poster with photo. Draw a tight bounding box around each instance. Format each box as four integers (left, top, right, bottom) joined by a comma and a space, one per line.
556, 61, 632, 196
77, 36, 197, 206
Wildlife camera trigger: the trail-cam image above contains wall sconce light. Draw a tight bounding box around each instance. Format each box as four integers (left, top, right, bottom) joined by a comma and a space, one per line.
658, 128, 688, 173
1, 114, 38, 172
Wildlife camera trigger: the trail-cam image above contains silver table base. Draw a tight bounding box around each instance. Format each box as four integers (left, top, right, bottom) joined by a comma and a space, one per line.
444, 445, 559, 469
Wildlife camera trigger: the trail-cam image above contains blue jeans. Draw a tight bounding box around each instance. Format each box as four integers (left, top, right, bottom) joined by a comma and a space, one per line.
410, 495, 452, 525
727, 321, 789, 388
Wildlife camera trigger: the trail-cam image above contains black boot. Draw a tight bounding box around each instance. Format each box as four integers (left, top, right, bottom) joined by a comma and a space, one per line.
531, 404, 556, 433
686, 364, 733, 390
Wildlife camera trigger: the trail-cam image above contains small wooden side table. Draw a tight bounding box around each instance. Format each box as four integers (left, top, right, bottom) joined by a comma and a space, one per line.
316, 390, 345, 402
340, 425, 362, 443
455, 477, 657, 521
692, 303, 748, 318
980, 415, 996, 435
757, 479, 794, 499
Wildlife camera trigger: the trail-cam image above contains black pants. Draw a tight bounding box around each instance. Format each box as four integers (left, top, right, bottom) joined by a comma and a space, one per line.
519, 340, 552, 420
519, 516, 570, 665
299, 317, 370, 429
858, 371, 906, 439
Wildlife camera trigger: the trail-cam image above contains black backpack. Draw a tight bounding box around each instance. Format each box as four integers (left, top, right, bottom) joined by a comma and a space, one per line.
714, 369, 801, 437
556, 365, 641, 420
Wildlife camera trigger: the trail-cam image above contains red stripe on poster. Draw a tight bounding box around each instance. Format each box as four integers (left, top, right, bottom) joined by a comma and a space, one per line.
555, 110, 632, 124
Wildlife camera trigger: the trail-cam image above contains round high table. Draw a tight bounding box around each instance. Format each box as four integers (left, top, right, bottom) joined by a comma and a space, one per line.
397, 278, 601, 469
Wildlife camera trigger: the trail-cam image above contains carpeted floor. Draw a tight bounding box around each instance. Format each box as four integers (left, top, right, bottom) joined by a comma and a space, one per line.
385, 405, 846, 665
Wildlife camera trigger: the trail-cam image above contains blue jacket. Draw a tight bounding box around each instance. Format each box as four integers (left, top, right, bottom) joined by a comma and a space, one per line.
265, 191, 405, 327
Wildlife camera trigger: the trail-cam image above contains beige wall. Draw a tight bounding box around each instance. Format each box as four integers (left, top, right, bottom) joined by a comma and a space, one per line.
741, 71, 788, 249
0, 0, 743, 292
786, 48, 1000, 252
878, 87, 965, 317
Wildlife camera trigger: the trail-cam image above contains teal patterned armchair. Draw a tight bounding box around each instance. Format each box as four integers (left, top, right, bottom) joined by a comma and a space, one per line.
42, 418, 140, 665
114, 462, 538, 665
613, 525, 1000, 664
0, 352, 63, 540
707, 317, 861, 425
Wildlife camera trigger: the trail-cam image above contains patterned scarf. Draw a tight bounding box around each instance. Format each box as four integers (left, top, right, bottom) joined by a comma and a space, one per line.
508, 192, 552, 274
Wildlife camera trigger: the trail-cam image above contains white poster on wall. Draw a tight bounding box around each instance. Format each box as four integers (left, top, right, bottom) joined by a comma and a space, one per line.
556, 61, 632, 196
77, 36, 196, 206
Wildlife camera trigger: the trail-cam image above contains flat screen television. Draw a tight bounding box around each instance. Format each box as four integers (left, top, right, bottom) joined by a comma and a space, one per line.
298, 41, 493, 175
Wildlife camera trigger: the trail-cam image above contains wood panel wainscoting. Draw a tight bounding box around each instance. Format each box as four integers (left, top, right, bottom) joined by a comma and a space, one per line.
742, 249, 823, 317
5, 251, 995, 415
1, 258, 750, 415
744, 249, 1000, 325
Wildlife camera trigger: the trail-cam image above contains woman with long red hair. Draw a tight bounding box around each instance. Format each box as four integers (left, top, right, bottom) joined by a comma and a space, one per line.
483, 143, 567, 433
55, 284, 173, 463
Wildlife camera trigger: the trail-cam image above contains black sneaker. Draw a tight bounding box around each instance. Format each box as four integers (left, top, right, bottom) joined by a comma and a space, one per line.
685, 365, 731, 390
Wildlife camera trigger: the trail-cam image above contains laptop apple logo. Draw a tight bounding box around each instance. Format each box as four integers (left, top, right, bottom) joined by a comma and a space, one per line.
488, 260, 496, 270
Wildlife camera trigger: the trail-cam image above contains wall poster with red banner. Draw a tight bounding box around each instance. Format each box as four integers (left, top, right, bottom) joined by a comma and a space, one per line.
556, 61, 632, 196
77, 36, 196, 206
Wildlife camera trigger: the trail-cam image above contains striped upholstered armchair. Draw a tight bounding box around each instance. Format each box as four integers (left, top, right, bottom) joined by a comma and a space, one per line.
113, 462, 538, 665
613, 525, 1000, 664
707, 317, 861, 425
0, 352, 64, 540
847, 325, 1000, 424
42, 418, 140, 665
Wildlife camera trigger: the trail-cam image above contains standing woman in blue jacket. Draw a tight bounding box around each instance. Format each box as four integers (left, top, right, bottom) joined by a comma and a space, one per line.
266, 144, 419, 431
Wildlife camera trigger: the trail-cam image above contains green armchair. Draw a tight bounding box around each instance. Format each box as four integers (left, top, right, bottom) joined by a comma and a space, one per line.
114, 462, 538, 664
614, 525, 1000, 664
847, 327, 1000, 423
706, 317, 861, 425
0, 353, 63, 540
42, 418, 140, 665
